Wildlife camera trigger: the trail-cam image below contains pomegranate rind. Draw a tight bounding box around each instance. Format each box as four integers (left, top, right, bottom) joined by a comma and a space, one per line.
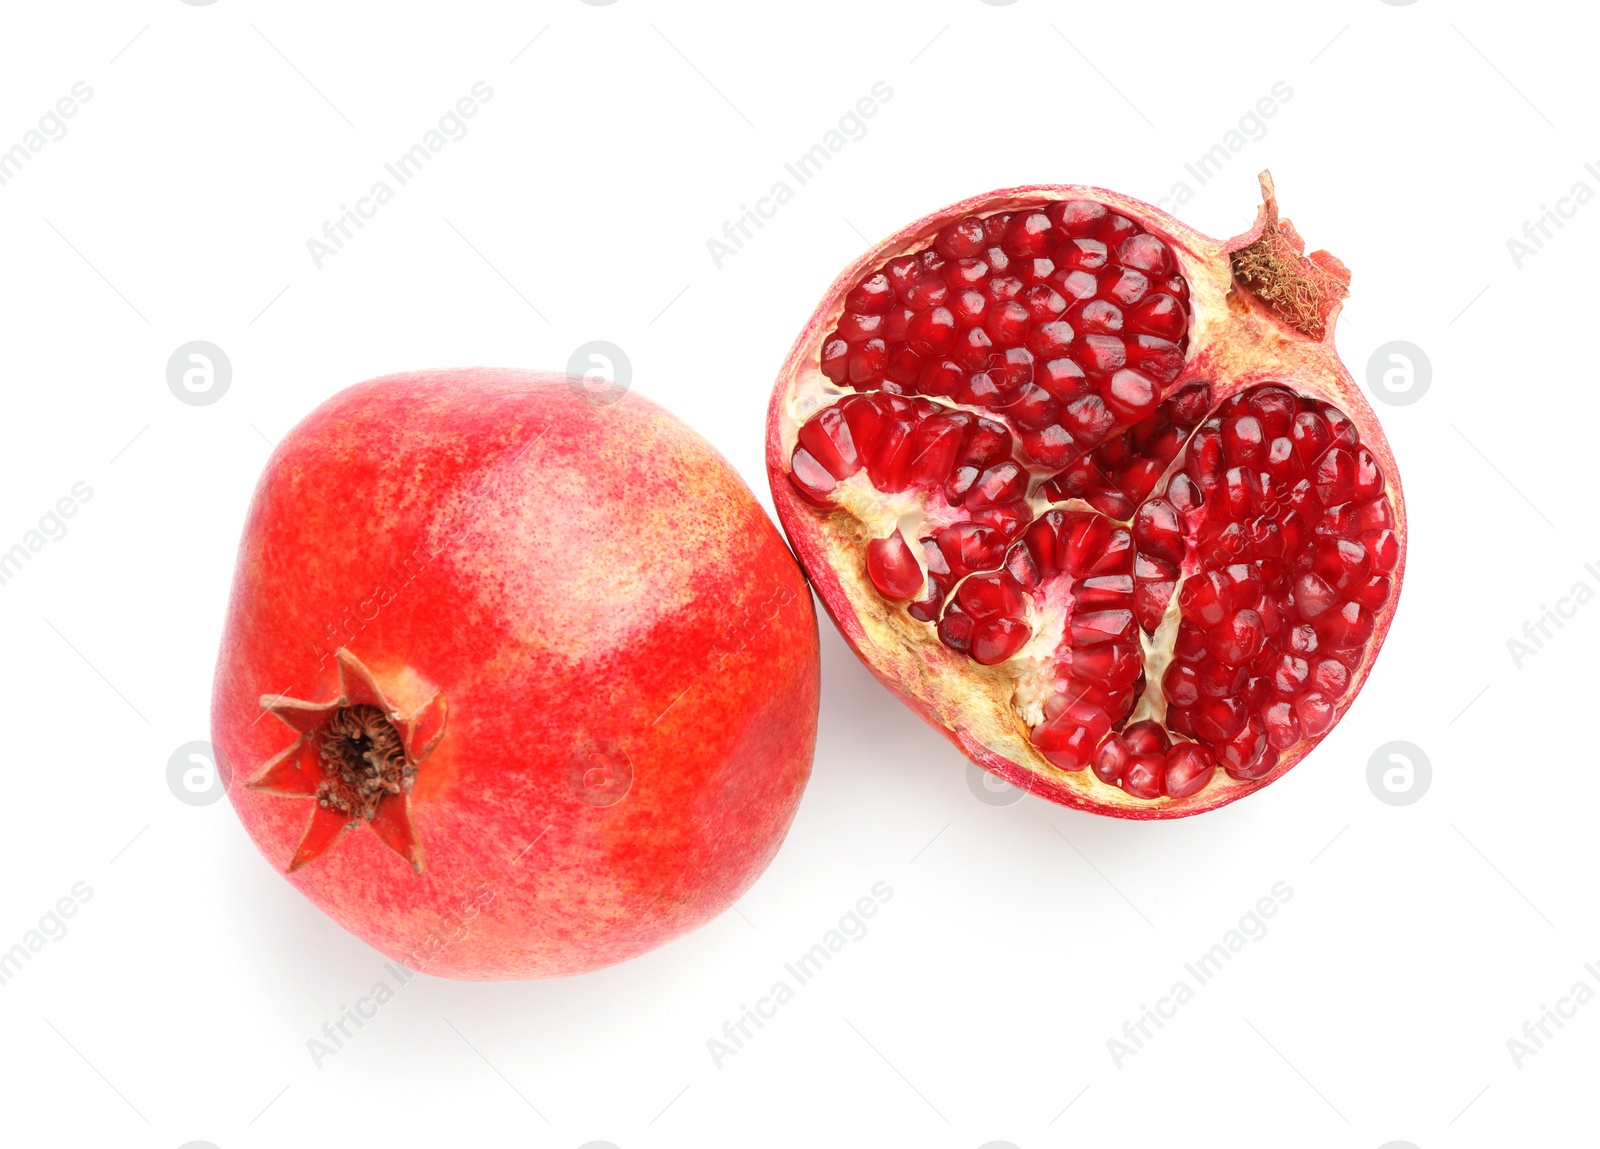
766, 178, 1405, 818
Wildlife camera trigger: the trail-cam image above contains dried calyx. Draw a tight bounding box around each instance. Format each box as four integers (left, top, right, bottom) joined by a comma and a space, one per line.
315, 704, 415, 821
245, 649, 447, 872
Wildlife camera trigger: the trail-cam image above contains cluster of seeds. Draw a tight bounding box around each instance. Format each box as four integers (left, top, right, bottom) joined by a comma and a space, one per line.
818, 200, 1191, 466
790, 200, 1393, 802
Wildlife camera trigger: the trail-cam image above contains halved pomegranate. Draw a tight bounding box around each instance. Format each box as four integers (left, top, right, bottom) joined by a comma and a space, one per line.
766, 173, 1404, 817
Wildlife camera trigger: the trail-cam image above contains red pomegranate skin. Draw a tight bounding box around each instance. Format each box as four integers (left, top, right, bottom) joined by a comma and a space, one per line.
213, 368, 819, 979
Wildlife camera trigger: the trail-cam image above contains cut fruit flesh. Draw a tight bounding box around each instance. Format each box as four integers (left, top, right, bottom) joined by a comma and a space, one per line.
771, 179, 1405, 814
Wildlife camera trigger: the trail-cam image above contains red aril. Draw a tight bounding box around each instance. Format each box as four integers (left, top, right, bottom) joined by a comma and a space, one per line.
215, 369, 819, 976
766, 174, 1404, 816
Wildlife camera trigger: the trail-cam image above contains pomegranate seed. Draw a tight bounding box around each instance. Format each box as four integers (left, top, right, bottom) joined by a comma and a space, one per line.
1072, 643, 1141, 688
1179, 570, 1232, 626
1227, 742, 1278, 782
848, 339, 887, 385
1050, 199, 1107, 235
1295, 692, 1335, 737
1127, 294, 1186, 340
1122, 753, 1165, 799
1197, 657, 1246, 698
1005, 542, 1040, 590
1313, 448, 1356, 505
1247, 387, 1297, 435
788, 448, 837, 505
1029, 321, 1078, 361
946, 258, 988, 288
1069, 298, 1124, 335
1132, 579, 1184, 633
1293, 572, 1338, 620
1106, 369, 1158, 421
1223, 414, 1266, 467
1154, 644, 1196, 693
958, 372, 1001, 406
1311, 657, 1351, 697
1052, 268, 1100, 301
907, 308, 957, 355
1100, 267, 1149, 306
1134, 498, 1184, 564
1097, 214, 1140, 247
1126, 336, 1185, 384
845, 272, 892, 313
965, 461, 1029, 507
1019, 284, 1068, 324
797, 405, 861, 478
1357, 497, 1394, 531
1022, 425, 1077, 467
1058, 237, 1108, 271
1059, 515, 1112, 575
1287, 624, 1319, 655
1118, 233, 1172, 275
1174, 618, 1208, 661
1079, 334, 1127, 375
1351, 575, 1392, 610
1263, 701, 1301, 750
1093, 735, 1131, 783
1324, 406, 1359, 449
1209, 609, 1265, 666
1075, 574, 1134, 610
1003, 212, 1054, 257
884, 254, 921, 294
1193, 696, 1246, 742
938, 609, 974, 652
981, 301, 1031, 346
1021, 257, 1056, 284
1217, 715, 1268, 773
1124, 720, 1171, 754
1291, 411, 1331, 464
903, 276, 948, 312
938, 524, 1004, 576
1010, 384, 1058, 430
1315, 600, 1374, 648
1362, 528, 1399, 573
1071, 610, 1136, 646
1063, 393, 1117, 445
1270, 654, 1310, 697
904, 417, 964, 486
866, 533, 924, 600
971, 617, 1031, 665
1164, 743, 1216, 798
1032, 699, 1112, 771
935, 219, 986, 259
958, 571, 1024, 620
1313, 537, 1371, 590
837, 312, 883, 342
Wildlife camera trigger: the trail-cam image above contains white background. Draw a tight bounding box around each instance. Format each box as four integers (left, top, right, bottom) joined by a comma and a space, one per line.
0, 1, 1592, 1146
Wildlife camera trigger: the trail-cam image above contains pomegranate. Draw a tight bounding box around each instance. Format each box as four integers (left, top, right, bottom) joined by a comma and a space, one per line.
214, 368, 819, 977
766, 174, 1403, 816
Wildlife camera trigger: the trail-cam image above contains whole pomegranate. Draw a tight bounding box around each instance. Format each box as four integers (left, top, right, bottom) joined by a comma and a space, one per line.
767, 174, 1403, 816
214, 368, 819, 977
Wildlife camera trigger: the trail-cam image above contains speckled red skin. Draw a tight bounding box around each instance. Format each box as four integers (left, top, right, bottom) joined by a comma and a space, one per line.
214, 368, 819, 978
766, 182, 1405, 819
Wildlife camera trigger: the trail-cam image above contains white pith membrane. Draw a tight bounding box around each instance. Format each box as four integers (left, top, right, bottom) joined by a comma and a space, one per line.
774, 183, 1403, 812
